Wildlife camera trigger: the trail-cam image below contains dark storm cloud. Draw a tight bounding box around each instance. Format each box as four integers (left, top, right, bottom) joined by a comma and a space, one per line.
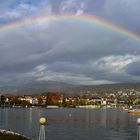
103, 0, 140, 34
126, 61, 140, 76
0, 0, 140, 85
0, 20, 140, 85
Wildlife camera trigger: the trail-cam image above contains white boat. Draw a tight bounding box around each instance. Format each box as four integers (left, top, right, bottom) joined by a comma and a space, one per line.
46, 105, 59, 109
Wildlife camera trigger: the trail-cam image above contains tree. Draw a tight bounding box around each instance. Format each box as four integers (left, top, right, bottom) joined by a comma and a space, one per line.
37, 96, 43, 105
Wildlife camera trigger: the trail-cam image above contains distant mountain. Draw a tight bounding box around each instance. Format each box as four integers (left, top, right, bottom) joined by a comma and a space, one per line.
74, 83, 140, 93
0, 81, 140, 95
0, 81, 74, 95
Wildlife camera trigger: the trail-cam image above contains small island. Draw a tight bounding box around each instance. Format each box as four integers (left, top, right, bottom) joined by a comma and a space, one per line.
0, 130, 31, 140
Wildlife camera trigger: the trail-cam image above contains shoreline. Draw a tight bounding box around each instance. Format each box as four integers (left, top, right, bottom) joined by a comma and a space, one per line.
0, 105, 125, 109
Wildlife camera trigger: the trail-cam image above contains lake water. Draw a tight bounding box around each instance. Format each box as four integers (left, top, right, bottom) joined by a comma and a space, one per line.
0, 108, 139, 140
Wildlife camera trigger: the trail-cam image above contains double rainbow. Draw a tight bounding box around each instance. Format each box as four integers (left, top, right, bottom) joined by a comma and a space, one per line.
0, 14, 140, 41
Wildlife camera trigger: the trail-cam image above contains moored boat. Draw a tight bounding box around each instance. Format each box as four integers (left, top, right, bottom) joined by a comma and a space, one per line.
127, 109, 140, 114
46, 105, 59, 109
122, 107, 130, 112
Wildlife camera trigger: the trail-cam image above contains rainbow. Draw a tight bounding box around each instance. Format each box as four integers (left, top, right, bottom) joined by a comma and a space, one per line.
0, 14, 140, 41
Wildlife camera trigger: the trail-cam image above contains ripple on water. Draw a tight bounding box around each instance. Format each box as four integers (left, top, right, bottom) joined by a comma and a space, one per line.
0, 108, 138, 140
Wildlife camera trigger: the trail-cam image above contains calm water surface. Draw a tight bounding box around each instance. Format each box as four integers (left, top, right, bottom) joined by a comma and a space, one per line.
0, 108, 139, 140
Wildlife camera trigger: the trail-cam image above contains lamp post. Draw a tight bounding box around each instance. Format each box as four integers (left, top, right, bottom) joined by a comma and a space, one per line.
39, 117, 46, 140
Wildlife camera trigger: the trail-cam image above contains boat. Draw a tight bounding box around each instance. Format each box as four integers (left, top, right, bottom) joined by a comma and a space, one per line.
127, 109, 140, 114
76, 105, 101, 109
46, 105, 59, 109
122, 107, 129, 112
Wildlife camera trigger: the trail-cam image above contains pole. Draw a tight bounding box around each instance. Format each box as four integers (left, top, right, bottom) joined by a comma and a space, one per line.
137, 118, 140, 140
39, 125, 45, 140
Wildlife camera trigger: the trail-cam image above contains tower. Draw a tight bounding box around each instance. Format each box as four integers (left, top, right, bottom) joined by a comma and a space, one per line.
39, 117, 46, 140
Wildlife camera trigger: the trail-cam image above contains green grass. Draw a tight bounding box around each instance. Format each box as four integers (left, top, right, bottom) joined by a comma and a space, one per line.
0, 132, 31, 140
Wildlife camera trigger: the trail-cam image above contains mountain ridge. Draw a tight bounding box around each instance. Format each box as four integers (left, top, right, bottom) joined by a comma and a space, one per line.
0, 81, 140, 95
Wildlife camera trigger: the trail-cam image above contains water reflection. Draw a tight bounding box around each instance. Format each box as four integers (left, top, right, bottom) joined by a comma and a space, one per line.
0, 108, 138, 140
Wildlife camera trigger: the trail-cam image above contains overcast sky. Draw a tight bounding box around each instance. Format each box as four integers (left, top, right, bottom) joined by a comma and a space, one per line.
0, 0, 140, 86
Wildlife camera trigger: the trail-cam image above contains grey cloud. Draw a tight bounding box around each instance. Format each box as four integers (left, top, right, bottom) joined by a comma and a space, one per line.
0, 20, 140, 85
0, 0, 140, 85
126, 61, 140, 76
103, 0, 140, 33
59, 0, 87, 15
0, 1, 50, 21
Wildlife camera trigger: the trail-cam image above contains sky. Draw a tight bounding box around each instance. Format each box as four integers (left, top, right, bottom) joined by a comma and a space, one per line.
0, 0, 140, 86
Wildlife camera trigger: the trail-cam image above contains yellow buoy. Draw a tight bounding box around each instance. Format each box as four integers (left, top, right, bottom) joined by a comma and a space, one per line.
39, 117, 46, 125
